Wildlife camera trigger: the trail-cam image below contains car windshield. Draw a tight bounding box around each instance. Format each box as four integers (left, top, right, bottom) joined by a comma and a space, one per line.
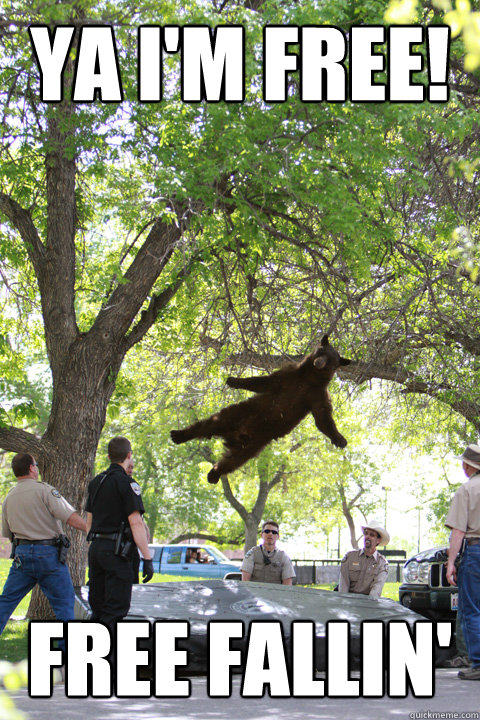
204, 547, 230, 562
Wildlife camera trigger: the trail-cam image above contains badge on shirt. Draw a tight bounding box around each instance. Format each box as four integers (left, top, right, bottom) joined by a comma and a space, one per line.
51, 489, 62, 498
130, 482, 141, 496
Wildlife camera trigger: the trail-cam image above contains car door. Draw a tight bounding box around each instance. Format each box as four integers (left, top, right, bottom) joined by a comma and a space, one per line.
149, 545, 163, 573
160, 546, 186, 576
192, 548, 221, 578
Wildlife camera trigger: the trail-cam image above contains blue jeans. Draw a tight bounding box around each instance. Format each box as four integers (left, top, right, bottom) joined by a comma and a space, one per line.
458, 543, 480, 668
0, 545, 75, 639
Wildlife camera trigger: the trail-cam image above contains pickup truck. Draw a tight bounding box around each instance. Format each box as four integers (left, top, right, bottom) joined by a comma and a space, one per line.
140, 543, 241, 578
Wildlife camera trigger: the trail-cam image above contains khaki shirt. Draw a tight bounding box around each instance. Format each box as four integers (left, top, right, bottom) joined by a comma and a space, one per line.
338, 549, 389, 599
1, 478, 76, 541
445, 472, 480, 538
241, 546, 296, 583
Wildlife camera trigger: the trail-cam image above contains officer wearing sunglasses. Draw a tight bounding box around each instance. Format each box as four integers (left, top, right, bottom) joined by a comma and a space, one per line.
241, 520, 295, 585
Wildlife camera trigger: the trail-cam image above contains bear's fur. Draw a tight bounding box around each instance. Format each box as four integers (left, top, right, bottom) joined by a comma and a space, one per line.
170, 335, 351, 484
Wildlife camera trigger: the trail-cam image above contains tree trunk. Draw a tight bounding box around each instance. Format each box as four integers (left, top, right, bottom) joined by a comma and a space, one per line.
337, 484, 360, 550
244, 517, 261, 554
23, 340, 119, 617
343, 506, 359, 549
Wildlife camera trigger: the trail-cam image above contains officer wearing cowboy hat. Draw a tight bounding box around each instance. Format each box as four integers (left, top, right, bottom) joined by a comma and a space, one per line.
445, 443, 480, 681
338, 520, 390, 599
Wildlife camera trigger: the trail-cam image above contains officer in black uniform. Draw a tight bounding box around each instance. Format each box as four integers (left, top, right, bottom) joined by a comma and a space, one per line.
85, 436, 153, 632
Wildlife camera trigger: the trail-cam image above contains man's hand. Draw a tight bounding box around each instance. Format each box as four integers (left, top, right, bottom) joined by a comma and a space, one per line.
446, 528, 465, 586
142, 559, 154, 583
446, 559, 457, 586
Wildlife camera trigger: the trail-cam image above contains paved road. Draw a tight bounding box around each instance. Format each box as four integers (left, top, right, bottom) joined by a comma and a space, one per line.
10, 670, 480, 720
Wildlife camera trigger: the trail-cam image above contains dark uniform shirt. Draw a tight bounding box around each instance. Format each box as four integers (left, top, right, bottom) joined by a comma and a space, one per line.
85, 462, 146, 627
85, 463, 144, 531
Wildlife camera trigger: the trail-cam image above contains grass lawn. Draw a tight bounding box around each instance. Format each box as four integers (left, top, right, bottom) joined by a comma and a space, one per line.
0, 557, 401, 663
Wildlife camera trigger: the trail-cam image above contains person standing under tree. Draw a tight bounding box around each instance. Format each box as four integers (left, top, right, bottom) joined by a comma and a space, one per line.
85, 437, 153, 636
446, 443, 480, 681
0, 453, 86, 636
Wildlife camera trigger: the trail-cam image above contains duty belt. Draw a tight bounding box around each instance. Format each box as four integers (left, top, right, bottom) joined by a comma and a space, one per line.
466, 538, 480, 546
90, 532, 120, 541
16, 538, 57, 546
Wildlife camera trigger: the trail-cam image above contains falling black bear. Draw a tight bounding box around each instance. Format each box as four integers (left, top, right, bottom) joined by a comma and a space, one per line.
170, 335, 351, 483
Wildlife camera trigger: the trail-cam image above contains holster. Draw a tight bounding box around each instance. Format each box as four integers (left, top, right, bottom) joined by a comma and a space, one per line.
10, 537, 18, 559
56, 534, 70, 564
114, 522, 134, 559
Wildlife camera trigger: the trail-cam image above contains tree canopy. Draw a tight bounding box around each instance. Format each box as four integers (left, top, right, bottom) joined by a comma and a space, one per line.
1, 0, 480, 587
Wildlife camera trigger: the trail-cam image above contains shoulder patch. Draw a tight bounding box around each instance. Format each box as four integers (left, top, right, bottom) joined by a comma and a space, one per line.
51, 489, 62, 498
130, 482, 141, 496
244, 547, 256, 558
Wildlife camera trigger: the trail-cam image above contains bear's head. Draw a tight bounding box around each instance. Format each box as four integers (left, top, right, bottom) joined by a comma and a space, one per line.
311, 335, 351, 374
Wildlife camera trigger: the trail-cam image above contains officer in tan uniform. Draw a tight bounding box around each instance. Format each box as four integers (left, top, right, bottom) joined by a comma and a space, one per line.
338, 520, 389, 599
241, 520, 295, 584
445, 443, 480, 681
0, 452, 86, 636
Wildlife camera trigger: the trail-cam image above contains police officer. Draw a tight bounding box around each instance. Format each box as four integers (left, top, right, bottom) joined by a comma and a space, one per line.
446, 443, 480, 681
0, 452, 87, 636
85, 437, 153, 632
241, 520, 295, 584
338, 521, 389, 599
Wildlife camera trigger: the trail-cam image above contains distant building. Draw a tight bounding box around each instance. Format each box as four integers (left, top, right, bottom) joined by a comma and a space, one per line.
223, 549, 244, 560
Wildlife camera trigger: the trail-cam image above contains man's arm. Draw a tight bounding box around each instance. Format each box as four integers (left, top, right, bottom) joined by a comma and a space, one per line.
337, 559, 350, 593
281, 554, 295, 586
368, 566, 388, 599
446, 528, 465, 586
86, 512, 92, 534
67, 512, 87, 533
128, 510, 151, 560
1, 507, 12, 541
241, 548, 255, 581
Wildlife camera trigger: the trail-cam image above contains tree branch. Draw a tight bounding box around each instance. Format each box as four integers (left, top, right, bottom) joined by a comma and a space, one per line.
221, 476, 249, 522
91, 216, 183, 344
168, 531, 244, 545
0, 426, 43, 457
0, 193, 44, 266
200, 335, 480, 428
125, 258, 196, 350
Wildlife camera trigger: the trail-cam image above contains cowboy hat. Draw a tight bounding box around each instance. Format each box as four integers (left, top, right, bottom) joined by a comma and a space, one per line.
455, 444, 480, 471
361, 520, 390, 546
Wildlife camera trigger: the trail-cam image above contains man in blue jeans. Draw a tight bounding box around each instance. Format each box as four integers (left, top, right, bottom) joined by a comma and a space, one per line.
446, 443, 480, 681
0, 453, 86, 638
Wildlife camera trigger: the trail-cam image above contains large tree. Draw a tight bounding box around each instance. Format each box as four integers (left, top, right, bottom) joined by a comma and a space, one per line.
1, 0, 478, 608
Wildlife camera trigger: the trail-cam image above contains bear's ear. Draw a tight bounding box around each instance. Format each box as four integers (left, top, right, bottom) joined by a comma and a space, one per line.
339, 357, 351, 366
321, 334, 329, 347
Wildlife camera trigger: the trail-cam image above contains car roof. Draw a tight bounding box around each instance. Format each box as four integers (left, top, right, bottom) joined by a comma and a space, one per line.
148, 543, 218, 550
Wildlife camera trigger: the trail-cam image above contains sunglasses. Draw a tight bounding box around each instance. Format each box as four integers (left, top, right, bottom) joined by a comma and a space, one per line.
263, 529, 278, 535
